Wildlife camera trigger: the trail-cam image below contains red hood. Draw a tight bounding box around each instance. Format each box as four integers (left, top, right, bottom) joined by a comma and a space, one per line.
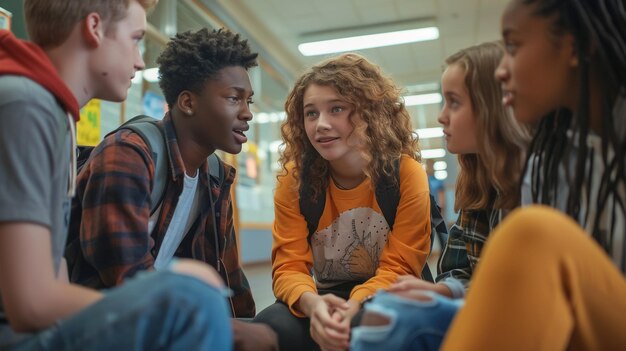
0, 30, 79, 121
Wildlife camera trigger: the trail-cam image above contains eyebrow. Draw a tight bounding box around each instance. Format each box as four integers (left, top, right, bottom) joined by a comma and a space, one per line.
232, 86, 254, 96
303, 99, 345, 108
443, 91, 460, 99
502, 28, 514, 38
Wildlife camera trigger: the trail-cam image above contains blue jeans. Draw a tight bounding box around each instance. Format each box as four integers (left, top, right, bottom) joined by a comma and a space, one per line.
351, 290, 463, 351
7, 271, 232, 351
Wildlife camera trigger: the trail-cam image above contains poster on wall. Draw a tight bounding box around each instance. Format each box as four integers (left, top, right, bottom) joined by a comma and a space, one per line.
143, 91, 166, 119
77, 99, 101, 146
0, 7, 12, 30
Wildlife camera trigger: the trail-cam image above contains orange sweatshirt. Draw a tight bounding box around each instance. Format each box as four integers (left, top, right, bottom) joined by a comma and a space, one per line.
272, 155, 431, 316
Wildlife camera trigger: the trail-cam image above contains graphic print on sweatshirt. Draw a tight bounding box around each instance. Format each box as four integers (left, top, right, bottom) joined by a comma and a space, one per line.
311, 207, 389, 288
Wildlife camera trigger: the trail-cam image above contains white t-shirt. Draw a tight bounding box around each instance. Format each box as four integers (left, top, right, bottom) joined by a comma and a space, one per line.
152, 172, 200, 270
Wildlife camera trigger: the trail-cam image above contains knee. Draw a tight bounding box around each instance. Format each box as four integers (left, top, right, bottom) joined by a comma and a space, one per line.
490, 205, 579, 254
253, 302, 297, 331
143, 271, 231, 317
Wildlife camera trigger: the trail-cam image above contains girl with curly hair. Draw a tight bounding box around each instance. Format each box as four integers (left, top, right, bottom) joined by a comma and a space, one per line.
253, 53, 432, 351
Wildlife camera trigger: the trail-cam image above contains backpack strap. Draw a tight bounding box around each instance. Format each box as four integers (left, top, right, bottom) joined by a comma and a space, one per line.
374, 158, 401, 229
116, 115, 168, 215
300, 165, 324, 242
208, 153, 225, 189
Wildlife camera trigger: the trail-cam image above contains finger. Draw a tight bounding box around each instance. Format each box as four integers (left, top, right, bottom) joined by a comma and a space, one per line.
395, 274, 419, 282
314, 310, 346, 332
388, 280, 415, 291
394, 289, 434, 302
322, 325, 350, 350
321, 294, 350, 309
311, 319, 346, 351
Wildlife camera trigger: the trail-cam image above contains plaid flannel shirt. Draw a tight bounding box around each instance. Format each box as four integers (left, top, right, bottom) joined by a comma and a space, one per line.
435, 207, 501, 298
66, 113, 255, 317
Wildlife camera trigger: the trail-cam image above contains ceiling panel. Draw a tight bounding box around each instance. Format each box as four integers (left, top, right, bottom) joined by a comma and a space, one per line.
217, 0, 510, 125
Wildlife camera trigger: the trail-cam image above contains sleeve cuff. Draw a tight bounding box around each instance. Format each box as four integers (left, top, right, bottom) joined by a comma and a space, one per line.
440, 278, 466, 299
285, 284, 317, 318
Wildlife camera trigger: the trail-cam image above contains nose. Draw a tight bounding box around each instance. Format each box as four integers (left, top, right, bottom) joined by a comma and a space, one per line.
316, 111, 331, 131
135, 48, 145, 71
437, 105, 448, 126
240, 101, 253, 121
495, 55, 509, 82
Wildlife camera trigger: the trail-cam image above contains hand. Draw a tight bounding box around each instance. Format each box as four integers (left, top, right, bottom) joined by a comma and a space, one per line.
306, 293, 351, 351
232, 320, 278, 351
169, 259, 224, 288
388, 275, 452, 300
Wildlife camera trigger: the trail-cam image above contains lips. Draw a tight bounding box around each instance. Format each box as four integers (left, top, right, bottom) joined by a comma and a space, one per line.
502, 90, 515, 107
232, 128, 248, 144
317, 136, 339, 143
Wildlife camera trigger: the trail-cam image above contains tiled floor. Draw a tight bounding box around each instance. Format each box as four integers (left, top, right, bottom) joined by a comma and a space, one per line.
243, 248, 442, 314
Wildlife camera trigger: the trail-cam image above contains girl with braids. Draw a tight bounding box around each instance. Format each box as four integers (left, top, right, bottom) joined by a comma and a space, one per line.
351, 41, 531, 351
253, 53, 432, 351
440, 0, 626, 350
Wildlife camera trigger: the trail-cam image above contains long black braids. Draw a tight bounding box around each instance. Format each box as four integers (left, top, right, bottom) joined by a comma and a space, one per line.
522, 0, 626, 263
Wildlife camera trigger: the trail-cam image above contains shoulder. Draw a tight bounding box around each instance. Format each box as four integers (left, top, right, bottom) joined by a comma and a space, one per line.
396, 155, 429, 196
275, 162, 299, 197
0, 76, 66, 148
0, 75, 63, 122
399, 155, 427, 180
0, 75, 56, 105
89, 128, 153, 168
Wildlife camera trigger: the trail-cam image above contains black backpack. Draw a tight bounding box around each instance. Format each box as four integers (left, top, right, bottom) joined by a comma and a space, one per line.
299, 159, 448, 283
77, 115, 225, 214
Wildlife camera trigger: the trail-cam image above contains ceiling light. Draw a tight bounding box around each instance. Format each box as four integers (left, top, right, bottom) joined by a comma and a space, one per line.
434, 161, 447, 171
298, 27, 439, 56
142, 68, 160, 83
415, 127, 443, 139
422, 148, 446, 159
434, 170, 448, 180
404, 93, 442, 106
253, 112, 286, 124
131, 68, 160, 84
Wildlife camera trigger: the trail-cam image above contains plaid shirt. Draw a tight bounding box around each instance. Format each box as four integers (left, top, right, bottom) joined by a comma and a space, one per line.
435, 207, 501, 298
66, 113, 255, 317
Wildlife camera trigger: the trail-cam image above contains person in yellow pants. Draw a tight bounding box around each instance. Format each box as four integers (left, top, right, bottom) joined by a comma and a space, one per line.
443, 206, 626, 350
442, 0, 626, 349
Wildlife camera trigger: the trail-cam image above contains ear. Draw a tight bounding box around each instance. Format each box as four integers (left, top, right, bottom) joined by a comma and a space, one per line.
564, 33, 579, 67
82, 12, 104, 49
177, 90, 195, 116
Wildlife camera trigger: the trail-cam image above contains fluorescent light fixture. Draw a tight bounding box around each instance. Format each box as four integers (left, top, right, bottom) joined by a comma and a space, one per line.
415, 127, 443, 139
298, 27, 439, 56
434, 161, 447, 171
405, 82, 440, 94
434, 170, 448, 180
131, 68, 160, 84
253, 112, 286, 124
131, 72, 143, 85
422, 148, 446, 159
404, 93, 442, 106
143, 68, 160, 83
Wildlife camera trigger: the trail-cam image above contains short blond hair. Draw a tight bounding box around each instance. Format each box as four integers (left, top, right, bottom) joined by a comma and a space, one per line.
24, 0, 158, 49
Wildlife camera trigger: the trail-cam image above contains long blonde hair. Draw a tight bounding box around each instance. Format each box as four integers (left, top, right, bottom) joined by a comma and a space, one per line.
279, 53, 420, 199
449, 42, 532, 211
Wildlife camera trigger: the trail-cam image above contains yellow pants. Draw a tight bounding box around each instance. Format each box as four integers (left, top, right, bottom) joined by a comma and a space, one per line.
441, 206, 626, 351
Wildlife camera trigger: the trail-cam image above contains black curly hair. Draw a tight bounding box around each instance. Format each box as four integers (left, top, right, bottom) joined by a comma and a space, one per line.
156, 28, 258, 107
